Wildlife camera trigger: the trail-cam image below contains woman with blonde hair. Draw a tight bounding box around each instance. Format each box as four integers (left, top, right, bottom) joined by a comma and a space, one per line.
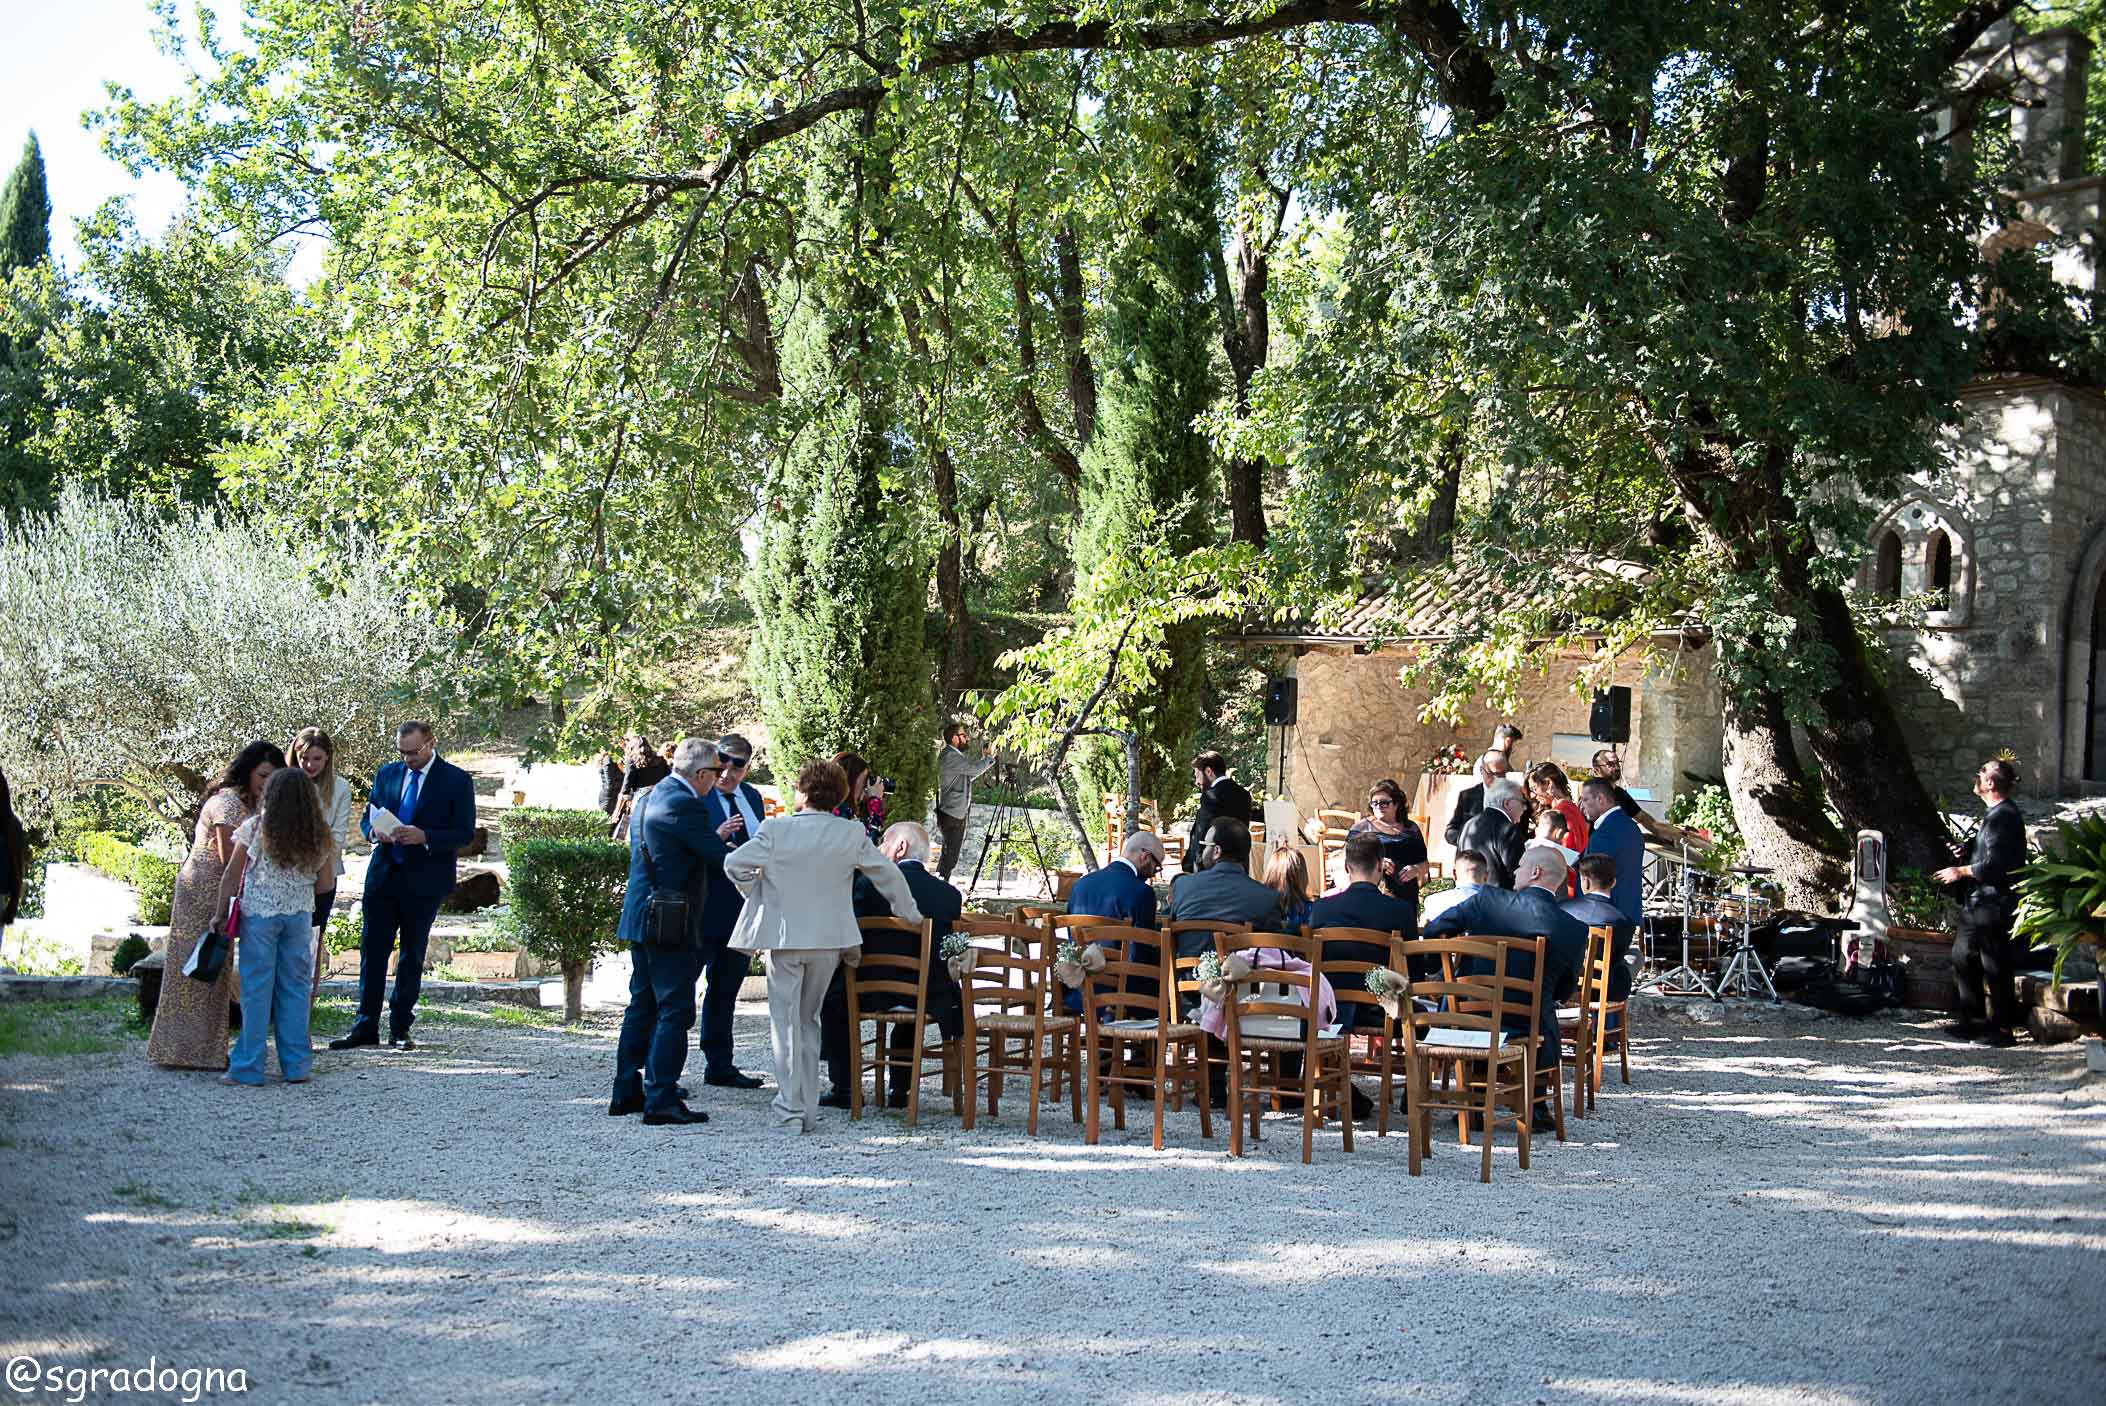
1261, 842, 1314, 931
291, 727, 352, 960
216, 767, 335, 1085
724, 757, 922, 1132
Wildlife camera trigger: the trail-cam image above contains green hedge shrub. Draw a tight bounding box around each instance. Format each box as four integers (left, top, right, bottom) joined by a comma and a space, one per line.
508, 839, 629, 1023
499, 807, 612, 847
111, 934, 152, 975
77, 831, 179, 926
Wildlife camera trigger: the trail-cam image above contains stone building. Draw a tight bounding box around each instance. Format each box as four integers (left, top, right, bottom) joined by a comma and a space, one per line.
1251, 23, 2106, 843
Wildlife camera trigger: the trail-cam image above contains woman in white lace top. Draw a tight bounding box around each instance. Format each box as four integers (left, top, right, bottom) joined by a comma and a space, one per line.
215, 767, 333, 1086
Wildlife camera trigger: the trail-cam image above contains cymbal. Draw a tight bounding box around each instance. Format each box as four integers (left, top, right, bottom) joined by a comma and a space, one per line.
1729, 864, 1775, 875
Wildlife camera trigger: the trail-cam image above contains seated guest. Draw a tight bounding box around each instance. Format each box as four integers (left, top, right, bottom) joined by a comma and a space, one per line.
1308, 832, 1418, 1003
1347, 778, 1429, 913
1062, 831, 1165, 1013
1164, 819, 1281, 952
821, 821, 963, 1108
1262, 843, 1315, 932
1562, 853, 1636, 1004
1182, 750, 1254, 873
1421, 843, 1589, 1133
1443, 749, 1512, 848
1578, 777, 1646, 926
1421, 849, 1487, 924
1457, 779, 1528, 889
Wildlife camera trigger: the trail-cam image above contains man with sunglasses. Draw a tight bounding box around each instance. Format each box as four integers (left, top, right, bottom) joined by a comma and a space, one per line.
693, 733, 769, 1088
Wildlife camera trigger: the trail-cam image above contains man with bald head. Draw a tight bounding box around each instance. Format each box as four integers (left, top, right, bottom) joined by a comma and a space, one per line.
1061, 830, 1167, 1013
820, 821, 965, 1107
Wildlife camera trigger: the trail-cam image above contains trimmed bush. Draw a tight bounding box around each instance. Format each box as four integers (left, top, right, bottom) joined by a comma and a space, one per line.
78, 831, 179, 926
499, 807, 612, 847
111, 934, 152, 975
508, 838, 629, 1023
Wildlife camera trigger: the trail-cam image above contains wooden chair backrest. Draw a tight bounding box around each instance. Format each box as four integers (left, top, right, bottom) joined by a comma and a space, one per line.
1164, 919, 1250, 1006
852, 916, 933, 1003
1581, 924, 1616, 1012
1079, 925, 1169, 1028
959, 918, 1047, 1019
1391, 935, 1541, 1055
1309, 924, 1402, 1022
1215, 930, 1323, 1035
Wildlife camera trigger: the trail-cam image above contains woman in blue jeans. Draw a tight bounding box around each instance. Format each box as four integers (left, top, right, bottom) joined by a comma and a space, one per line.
214, 767, 334, 1085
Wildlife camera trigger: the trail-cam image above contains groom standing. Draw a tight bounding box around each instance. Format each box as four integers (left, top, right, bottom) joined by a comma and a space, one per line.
692, 732, 767, 1088
331, 720, 478, 1051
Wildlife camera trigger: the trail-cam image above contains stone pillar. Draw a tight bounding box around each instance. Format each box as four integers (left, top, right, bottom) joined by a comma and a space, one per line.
2013, 28, 2092, 185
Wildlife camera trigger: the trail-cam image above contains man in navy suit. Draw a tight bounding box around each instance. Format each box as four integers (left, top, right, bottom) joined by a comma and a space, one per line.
1422, 843, 1590, 1133
692, 732, 768, 1088
1060, 831, 1165, 1013
330, 721, 479, 1051
610, 739, 725, 1126
1562, 853, 1637, 1003
1309, 832, 1420, 1022
821, 822, 965, 1107
1579, 777, 1646, 927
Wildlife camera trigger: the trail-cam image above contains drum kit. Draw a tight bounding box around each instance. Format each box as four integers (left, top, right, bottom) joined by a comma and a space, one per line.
1639, 840, 1782, 1003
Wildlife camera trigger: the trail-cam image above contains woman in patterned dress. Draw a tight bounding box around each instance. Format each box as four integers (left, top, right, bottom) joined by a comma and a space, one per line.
147, 740, 284, 1070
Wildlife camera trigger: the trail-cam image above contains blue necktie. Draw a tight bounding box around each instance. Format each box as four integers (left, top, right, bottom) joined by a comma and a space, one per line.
400, 769, 421, 825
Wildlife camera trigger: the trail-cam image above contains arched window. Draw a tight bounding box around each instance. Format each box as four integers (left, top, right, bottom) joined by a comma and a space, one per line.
1874, 530, 1903, 598
1928, 531, 1953, 599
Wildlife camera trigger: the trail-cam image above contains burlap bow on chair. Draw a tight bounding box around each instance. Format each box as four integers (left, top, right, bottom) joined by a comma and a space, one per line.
1198, 953, 1254, 1006
1053, 943, 1106, 989
945, 947, 977, 981
1365, 966, 1410, 1021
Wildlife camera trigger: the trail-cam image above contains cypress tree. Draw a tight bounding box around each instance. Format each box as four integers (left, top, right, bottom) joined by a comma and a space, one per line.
0, 134, 51, 277
1073, 100, 1221, 801
748, 113, 938, 819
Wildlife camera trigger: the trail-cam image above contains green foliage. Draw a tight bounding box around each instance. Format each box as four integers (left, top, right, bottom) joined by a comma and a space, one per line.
507, 838, 629, 968
748, 117, 936, 820
1887, 870, 1958, 934
0, 995, 141, 1057
77, 832, 180, 926
0, 133, 49, 278
1666, 785, 1748, 874
2016, 812, 2106, 981
111, 934, 152, 976
499, 808, 611, 847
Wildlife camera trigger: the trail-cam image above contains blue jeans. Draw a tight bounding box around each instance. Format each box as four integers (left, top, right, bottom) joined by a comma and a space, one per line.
229, 909, 315, 1084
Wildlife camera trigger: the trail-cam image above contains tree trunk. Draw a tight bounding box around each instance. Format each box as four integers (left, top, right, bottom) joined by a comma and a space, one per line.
895, 296, 974, 703
1721, 688, 1850, 909
1210, 219, 1269, 548
1416, 428, 1464, 560
1053, 221, 1096, 451
562, 959, 586, 1025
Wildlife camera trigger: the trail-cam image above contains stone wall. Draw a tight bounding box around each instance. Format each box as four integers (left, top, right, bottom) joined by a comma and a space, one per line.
1271, 641, 1721, 833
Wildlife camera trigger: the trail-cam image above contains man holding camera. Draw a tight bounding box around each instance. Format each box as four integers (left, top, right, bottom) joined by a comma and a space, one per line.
935, 722, 996, 880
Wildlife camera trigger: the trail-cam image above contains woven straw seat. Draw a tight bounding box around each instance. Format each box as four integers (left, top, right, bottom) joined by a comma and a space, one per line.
1102, 1017, 1201, 1038
1237, 1032, 1349, 1054
973, 1012, 1078, 1034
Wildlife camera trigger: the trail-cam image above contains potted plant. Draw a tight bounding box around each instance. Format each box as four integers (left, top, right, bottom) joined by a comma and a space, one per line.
2015, 812, 2106, 982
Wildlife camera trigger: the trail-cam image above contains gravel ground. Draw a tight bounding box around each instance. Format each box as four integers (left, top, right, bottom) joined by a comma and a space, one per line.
3, 998, 2103, 1406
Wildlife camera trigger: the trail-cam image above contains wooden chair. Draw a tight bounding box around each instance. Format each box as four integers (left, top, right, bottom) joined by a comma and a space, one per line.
1163, 919, 1251, 1109
1216, 931, 1354, 1164
956, 916, 1078, 1135
1079, 927, 1213, 1150
1443, 939, 1565, 1145
1559, 925, 1630, 1115
845, 916, 954, 1128
1393, 935, 1544, 1183
1309, 925, 1406, 1137
1041, 913, 1131, 1104
1315, 808, 1360, 873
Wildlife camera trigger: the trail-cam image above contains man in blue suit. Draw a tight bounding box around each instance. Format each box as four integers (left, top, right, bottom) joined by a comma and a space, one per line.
692, 732, 768, 1088
1422, 843, 1590, 1133
330, 721, 480, 1051
610, 739, 725, 1126
1563, 852, 1637, 1003
821, 822, 965, 1107
1579, 777, 1646, 927
1060, 831, 1165, 1013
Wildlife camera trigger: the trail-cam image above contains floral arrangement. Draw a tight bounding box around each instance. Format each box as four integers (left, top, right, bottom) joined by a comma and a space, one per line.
939, 932, 974, 962
1424, 743, 1474, 775
1364, 967, 1402, 997
1194, 951, 1223, 985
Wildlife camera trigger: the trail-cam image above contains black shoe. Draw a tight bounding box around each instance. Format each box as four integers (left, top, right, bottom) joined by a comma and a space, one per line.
609, 1095, 644, 1117
1977, 1028, 2018, 1048
1940, 1020, 1984, 1038
388, 1035, 418, 1051
703, 1069, 764, 1089
675, 1085, 692, 1100
818, 1088, 851, 1109
1531, 1104, 1557, 1135
641, 1103, 711, 1126
1350, 1087, 1375, 1123
328, 1032, 379, 1051
886, 1086, 910, 1109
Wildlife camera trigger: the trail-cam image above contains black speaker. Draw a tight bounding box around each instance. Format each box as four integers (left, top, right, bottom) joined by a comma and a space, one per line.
1589, 685, 1631, 744
1263, 677, 1298, 725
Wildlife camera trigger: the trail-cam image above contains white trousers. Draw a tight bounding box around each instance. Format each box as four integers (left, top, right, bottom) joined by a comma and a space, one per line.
764, 949, 841, 1129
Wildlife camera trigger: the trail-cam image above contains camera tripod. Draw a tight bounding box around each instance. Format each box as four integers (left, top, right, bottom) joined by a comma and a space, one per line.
966, 760, 1060, 900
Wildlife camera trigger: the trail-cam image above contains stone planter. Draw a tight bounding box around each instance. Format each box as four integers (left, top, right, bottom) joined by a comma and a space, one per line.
1886, 926, 1957, 1012
326, 938, 454, 978
449, 949, 548, 980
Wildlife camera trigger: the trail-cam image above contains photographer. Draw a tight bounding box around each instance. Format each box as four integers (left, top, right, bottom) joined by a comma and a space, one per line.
935, 722, 996, 880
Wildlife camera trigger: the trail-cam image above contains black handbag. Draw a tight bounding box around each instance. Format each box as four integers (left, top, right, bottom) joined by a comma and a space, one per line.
185, 927, 231, 983
637, 789, 707, 951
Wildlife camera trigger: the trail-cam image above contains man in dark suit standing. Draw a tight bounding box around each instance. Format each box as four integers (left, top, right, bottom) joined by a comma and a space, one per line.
1309, 832, 1419, 1018
610, 739, 724, 1126
1578, 777, 1645, 926
1165, 819, 1281, 949
1562, 853, 1636, 1002
1935, 758, 2027, 1046
821, 822, 964, 1107
692, 732, 768, 1088
1458, 779, 1528, 888
1443, 739, 1517, 848
1182, 750, 1254, 873
330, 721, 478, 1052
1422, 843, 1590, 1133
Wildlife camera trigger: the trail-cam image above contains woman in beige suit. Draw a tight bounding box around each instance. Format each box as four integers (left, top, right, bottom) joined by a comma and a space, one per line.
725, 757, 922, 1132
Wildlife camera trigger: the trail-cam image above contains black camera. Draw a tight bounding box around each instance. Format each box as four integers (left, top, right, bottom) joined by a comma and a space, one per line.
877, 775, 897, 794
